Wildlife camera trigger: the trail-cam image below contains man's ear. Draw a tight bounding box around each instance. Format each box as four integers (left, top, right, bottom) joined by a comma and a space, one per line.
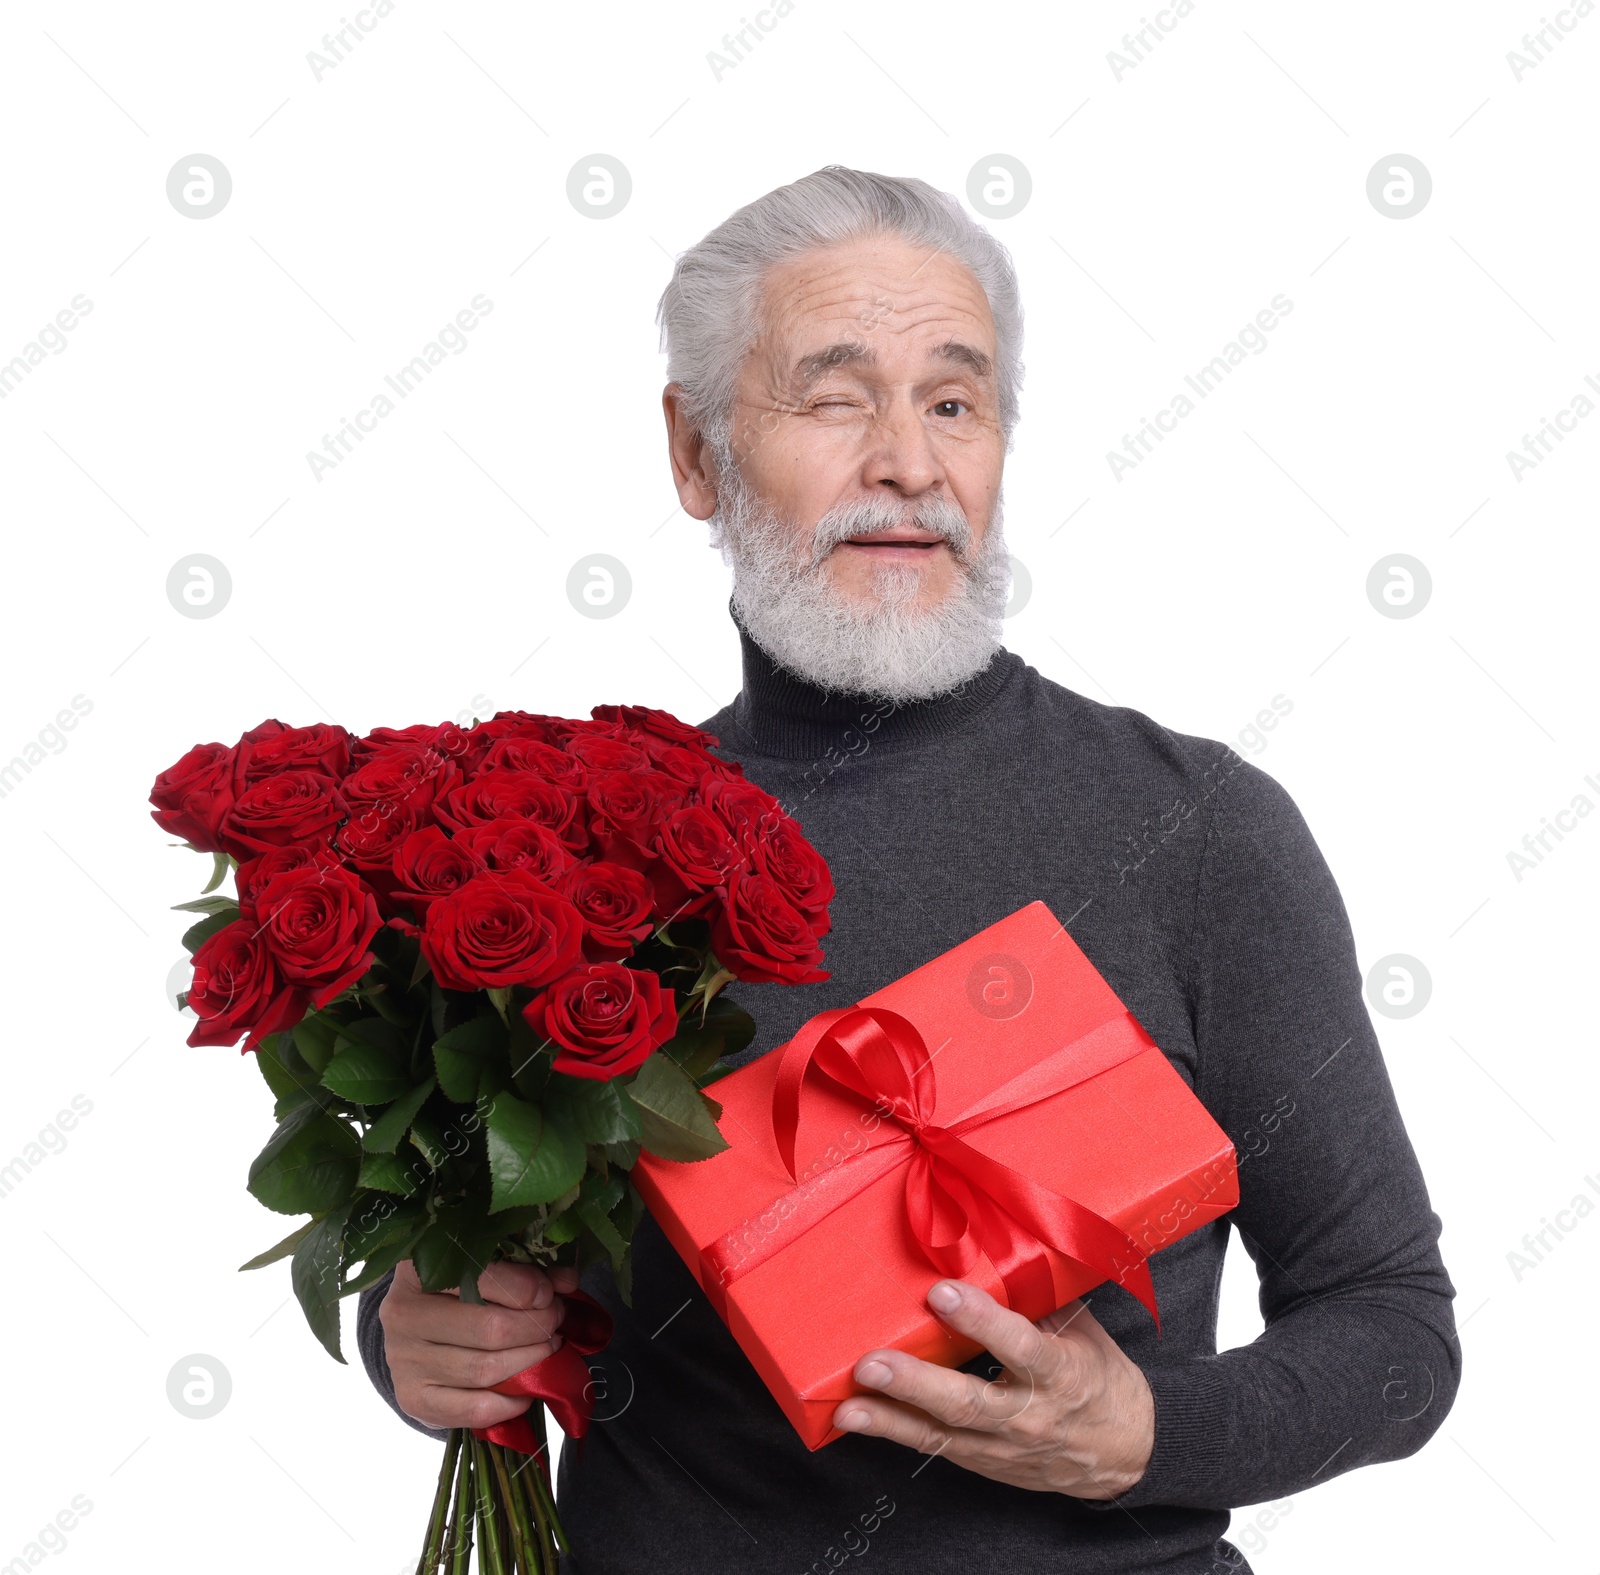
663, 384, 720, 521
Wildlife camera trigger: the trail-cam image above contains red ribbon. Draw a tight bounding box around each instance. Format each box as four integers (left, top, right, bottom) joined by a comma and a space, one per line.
473, 1288, 614, 1458
700, 1005, 1160, 1332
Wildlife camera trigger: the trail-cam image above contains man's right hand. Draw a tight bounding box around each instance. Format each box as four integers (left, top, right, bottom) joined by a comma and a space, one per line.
380, 1259, 582, 1431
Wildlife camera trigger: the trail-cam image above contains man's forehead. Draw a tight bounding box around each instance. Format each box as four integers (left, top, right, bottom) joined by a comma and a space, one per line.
755, 239, 997, 375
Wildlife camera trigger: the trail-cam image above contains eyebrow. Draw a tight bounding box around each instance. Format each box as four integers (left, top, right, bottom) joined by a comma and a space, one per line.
789, 338, 994, 387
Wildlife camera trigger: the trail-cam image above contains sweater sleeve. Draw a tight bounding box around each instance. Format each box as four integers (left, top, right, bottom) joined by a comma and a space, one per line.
357, 1269, 451, 1444
1111, 756, 1460, 1510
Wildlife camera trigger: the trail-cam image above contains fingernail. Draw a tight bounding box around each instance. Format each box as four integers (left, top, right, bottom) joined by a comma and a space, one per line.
928, 1281, 962, 1313
857, 1360, 892, 1389
550, 1333, 564, 1352
838, 1407, 871, 1430
532, 1281, 552, 1309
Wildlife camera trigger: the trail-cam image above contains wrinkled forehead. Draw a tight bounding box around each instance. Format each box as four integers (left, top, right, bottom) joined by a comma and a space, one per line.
750, 237, 997, 384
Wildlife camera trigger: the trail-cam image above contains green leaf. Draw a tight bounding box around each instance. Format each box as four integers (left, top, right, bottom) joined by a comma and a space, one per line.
602, 1139, 641, 1169
507, 1011, 549, 1100
171, 894, 241, 916
181, 910, 236, 955
292, 1015, 340, 1075
628, 1052, 730, 1162
408, 1109, 453, 1170
484, 1092, 585, 1211
487, 986, 513, 1022
339, 1015, 410, 1059
433, 1014, 507, 1103
361, 1077, 436, 1154
247, 1103, 362, 1215
357, 1150, 422, 1196
545, 1074, 643, 1146
321, 1043, 411, 1105
660, 995, 756, 1081
576, 1199, 628, 1271
291, 1204, 351, 1363
342, 1224, 426, 1296
410, 1214, 484, 1294
238, 1217, 318, 1272
202, 849, 231, 894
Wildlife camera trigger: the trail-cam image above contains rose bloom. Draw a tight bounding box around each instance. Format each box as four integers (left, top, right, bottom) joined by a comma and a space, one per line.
455, 818, 575, 882
248, 864, 382, 1008
710, 871, 829, 985
236, 844, 343, 908
349, 721, 473, 768
646, 805, 743, 920
233, 720, 352, 785
217, 769, 346, 858
340, 743, 460, 826
421, 867, 586, 991
557, 861, 655, 961
436, 772, 587, 853
185, 920, 308, 1050
474, 737, 589, 791
525, 962, 678, 1080
586, 769, 686, 866
149, 742, 237, 853
589, 704, 719, 751
391, 826, 485, 921
746, 817, 834, 937
565, 734, 650, 773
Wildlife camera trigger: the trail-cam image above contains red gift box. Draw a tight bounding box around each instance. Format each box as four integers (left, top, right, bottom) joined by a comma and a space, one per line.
632, 900, 1239, 1450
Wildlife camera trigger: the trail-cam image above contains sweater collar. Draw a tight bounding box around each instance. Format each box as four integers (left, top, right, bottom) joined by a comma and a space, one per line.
720, 608, 1021, 760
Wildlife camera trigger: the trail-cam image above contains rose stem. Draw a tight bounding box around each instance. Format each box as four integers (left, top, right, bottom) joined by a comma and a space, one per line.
418, 1430, 461, 1575
469, 1435, 507, 1575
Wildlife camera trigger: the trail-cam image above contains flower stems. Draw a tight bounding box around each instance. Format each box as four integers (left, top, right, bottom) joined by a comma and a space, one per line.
418, 1430, 462, 1575
415, 1426, 565, 1573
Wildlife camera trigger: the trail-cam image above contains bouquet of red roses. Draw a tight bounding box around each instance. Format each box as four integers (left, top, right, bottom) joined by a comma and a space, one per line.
149, 705, 833, 1575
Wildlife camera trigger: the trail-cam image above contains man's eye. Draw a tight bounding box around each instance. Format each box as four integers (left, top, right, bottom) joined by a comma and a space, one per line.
932, 400, 966, 418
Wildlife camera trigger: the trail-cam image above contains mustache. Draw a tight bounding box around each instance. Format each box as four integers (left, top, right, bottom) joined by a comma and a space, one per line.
808, 494, 974, 565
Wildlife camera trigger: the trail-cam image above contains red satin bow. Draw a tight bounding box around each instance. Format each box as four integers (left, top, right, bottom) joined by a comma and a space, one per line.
703, 1005, 1160, 1330
474, 1288, 614, 1459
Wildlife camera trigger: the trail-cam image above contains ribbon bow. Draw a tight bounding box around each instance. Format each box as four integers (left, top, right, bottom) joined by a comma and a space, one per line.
702, 1005, 1160, 1331
474, 1288, 614, 1460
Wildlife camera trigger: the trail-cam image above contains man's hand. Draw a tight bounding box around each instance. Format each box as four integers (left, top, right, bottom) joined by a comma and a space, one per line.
832, 1279, 1155, 1500
380, 1260, 582, 1431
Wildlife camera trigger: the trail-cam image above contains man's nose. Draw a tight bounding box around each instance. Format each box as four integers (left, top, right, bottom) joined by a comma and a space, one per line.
859, 392, 945, 498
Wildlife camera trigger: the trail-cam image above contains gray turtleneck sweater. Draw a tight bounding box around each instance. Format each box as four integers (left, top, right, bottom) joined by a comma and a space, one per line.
358, 630, 1458, 1574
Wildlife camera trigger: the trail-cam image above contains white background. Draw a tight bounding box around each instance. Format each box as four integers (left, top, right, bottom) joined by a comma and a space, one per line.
1, 1, 1594, 1569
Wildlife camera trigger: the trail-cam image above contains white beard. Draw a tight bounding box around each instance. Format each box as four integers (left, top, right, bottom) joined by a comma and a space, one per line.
709, 472, 1010, 704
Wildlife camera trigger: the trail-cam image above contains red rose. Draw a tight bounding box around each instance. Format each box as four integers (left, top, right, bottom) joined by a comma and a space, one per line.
700, 774, 786, 843
566, 734, 650, 773
586, 770, 686, 865
248, 864, 382, 1008
646, 805, 742, 920
217, 769, 346, 858
185, 919, 308, 1050
524, 963, 678, 1081
590, 704, 719, 750
746, 817, 833, 937
234, 720, 352, 785
237, 844, 343, 907
421, 868, 585, 991
341, 744, 460, 825
475, 737, 589, 791
350, 721, 473, 767
652, 744, 724, 786
558, 861, 655, 961
391, 826, 485, 920
454, 818, 575, 882
462, 712, 567, 759
436, 772, 586, 852
710, 872, 829, 985
150, 742, 237, 853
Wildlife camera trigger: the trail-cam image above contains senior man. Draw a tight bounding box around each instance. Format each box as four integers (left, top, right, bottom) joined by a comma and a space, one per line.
359, 167, 1458, 1573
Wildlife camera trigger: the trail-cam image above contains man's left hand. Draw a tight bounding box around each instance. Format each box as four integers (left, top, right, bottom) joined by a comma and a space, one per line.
832, 1279, 1155, 1500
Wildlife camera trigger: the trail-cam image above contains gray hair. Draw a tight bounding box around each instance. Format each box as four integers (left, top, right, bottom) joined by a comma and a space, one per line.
656, 166, 1025, 460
